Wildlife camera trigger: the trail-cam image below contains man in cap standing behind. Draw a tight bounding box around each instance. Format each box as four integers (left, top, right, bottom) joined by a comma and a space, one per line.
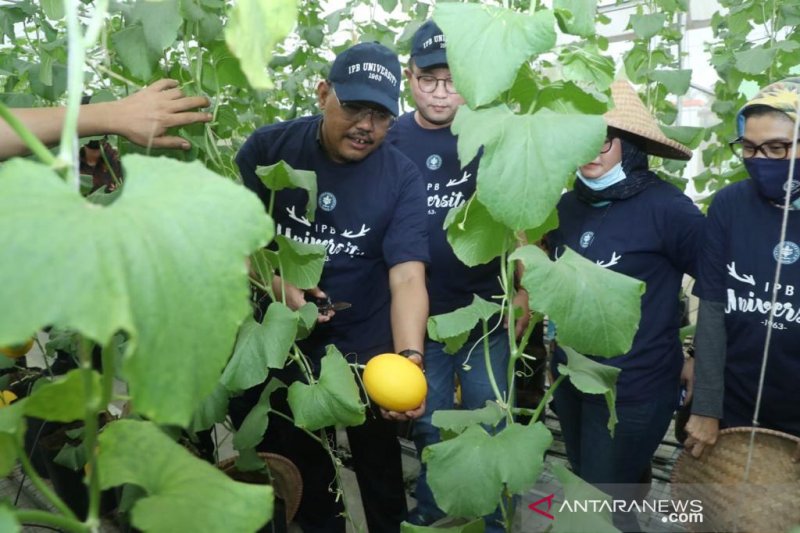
387, 22, 529, 530
236, 42, 429, 532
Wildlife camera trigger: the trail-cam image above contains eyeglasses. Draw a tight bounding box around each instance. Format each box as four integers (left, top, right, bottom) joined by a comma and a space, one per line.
600, 138, 614, 154
413, 74, 457, 94
335, 96, 396, 129
729, 137, 797, 160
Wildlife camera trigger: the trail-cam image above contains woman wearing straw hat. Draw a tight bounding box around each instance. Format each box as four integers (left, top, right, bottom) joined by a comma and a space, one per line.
547, 79, 704, 532
685, 78, 800, 459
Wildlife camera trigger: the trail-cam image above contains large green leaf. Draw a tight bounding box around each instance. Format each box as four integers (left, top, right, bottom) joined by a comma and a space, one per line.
273, 236, 326, 290
558, 346, 620, 435
287, 346, 365, 431
189, 383, 230, 433
23, 369, 102, 423
535, 81, 611, 115
0, 156, 272, 427
130, 0, 182, 53
734, 46, 778, 75
255, 161, 318, 221
41, 0, 64, 20
554, 0, 597, 37
524, 208, 560, 244
431, 400, 505, 434
225, 0, 298, 89
110, 25, 159, 81
98, 420, 272, 533
444, 194, 511, 267
453, 106, 606, 230
551, 463, 619, 533
559, 45, 615, 92
221, 304, 298, 391
0, 503, 20, 533
0, 399, 26, 477
428, 295, 502, 354
433, 4, 556, 107
510, 246, 644, 356
423, 422, 552, 517
630, 13, 668, 40
401, 518, 485, 533
661, 125, 705, 149
650, 69, 692, 95
233, 379, 285, 451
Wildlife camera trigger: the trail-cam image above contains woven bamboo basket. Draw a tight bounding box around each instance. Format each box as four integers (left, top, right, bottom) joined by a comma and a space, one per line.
671, 427, 800, 533
218, 452, 303, 525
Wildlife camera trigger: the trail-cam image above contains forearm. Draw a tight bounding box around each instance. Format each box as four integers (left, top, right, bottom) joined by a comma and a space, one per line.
0, 107, 68, 159
390, 264, 428, 354
0, 103, 118, 160
691, 299, 727, 419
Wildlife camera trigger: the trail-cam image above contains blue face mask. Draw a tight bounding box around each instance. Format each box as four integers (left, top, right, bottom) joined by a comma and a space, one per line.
744, 158, 800, 204
576, 162, 627, 191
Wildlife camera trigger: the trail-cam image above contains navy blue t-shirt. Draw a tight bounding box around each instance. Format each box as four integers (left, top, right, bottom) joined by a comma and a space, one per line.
386, 112, 500, 316
694, 180, 800, 434
236, 115, 429, 363
548, 180, 703, 403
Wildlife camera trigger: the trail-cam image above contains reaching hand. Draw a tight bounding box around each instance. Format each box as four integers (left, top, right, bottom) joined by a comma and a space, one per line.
110, 79, 212, 150
272, 277, 334, 323
379, 354, 425, 421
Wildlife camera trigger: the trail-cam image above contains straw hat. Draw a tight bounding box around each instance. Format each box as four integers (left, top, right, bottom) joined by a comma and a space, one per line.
671, 427, 800, 533
218, 452, 303, 525
605, 79, 693, 161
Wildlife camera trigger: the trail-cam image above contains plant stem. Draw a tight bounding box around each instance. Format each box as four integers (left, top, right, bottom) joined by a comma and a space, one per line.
14, 510, 88, 533
269, 409, 323, 444
0, 103, 56, 165
77, 337, 101, 528
60, 0, 86, 190
15, 442, 79, 522
100, 339, 115, 407
530, 374, 566, 424
482, 319, 503, 404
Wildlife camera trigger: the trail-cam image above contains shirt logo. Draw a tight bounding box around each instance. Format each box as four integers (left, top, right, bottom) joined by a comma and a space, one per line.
784, 180, 800, 194
773, 241, 800, 265
579, 231, 594, 248
319, 192, 337, 212
426, 154, 442, 170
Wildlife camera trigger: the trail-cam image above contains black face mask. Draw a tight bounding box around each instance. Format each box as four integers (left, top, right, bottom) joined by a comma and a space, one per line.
744, 158, 800, 204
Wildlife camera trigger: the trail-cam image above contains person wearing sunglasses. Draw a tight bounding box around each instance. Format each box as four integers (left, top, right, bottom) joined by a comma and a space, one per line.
235, 42, 429, 532
386, 20, 530, 531
546, 80, 704, 532
685, 78, 800, 460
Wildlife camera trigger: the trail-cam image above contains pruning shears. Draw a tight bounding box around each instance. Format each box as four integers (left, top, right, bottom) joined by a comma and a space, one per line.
314, 296, 352, 313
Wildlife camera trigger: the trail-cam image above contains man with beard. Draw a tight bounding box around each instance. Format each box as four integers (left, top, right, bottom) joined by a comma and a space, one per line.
235, 42, 429, 532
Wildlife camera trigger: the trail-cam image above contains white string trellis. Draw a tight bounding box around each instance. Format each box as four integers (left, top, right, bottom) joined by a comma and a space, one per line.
732, 95, 800, 533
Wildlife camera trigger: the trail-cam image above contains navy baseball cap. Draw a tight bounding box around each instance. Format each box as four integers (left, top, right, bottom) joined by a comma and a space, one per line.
411, 20, 447, 69
328, 42, 401, 116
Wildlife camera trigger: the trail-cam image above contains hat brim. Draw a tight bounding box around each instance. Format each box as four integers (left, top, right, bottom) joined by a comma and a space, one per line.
413, 50, 448, 69
333, 82, 398, 116
605, 80, 693, 161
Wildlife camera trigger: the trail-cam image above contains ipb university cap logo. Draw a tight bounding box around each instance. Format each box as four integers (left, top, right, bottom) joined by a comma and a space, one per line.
328, 42, 400, 116
411, 20, 448, 68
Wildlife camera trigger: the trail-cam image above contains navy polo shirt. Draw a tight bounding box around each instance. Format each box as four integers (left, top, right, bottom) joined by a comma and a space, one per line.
694, 180, 800, 434
236, 115, 429, 363
548, 180, 703, 403
386, 112, 500, 317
